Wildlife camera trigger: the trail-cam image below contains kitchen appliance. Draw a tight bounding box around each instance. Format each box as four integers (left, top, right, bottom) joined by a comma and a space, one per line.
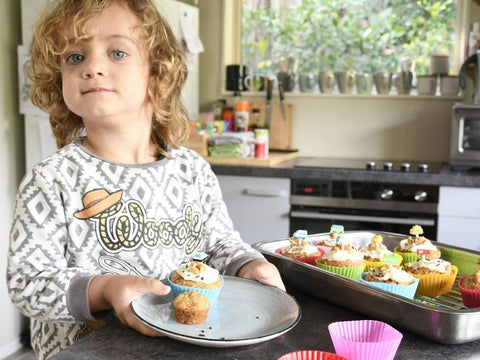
450, 102, 480, 170
290, 158, 441, 239
459, 49, 480, 104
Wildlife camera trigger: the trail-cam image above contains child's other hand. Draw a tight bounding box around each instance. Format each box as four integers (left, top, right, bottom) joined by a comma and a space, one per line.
237, 259, 286, 291
90, 275, 170, 337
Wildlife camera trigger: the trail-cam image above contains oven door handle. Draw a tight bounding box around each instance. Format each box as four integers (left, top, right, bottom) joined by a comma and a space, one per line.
289, 211, 435, 226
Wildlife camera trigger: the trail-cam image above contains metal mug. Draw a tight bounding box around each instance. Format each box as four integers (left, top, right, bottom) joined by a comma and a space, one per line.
299, 73, 317, 93
318, 70, 335, 93
374, 71, 392, 94
336, 71, 356, 94
392, 71, 413, 95
356, 72, 373, 94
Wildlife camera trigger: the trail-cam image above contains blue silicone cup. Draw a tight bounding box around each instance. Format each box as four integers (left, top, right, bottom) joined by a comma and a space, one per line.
168, 271, 224, 305
360, 272, 420, 300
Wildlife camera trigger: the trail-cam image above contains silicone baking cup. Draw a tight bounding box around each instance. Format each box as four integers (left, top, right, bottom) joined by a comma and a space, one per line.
277, 350, 347, 360
276, 247, 325, 266
458, 276, 480, 308
360, 273, 420, 299
363, 253, 403, 271
328, 320, 403, 360
168, 272, 223, 305
315, 260, 365, 280
407, 265, 458, 297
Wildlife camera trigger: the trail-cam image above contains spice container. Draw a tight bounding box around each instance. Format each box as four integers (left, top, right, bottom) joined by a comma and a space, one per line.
429, 54, 450, 75
254, 128, 269, 159
234, 101, 250, 132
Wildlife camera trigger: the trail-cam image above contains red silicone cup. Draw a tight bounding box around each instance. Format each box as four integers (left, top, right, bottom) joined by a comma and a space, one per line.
277, 350, 347, 360
328, 320, 403, 360
459, 276, 480, 309
275, 247, 325, 265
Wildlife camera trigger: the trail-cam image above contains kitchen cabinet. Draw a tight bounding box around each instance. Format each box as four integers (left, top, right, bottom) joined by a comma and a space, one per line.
216, 175, 290, 244
437, 186, 480, 251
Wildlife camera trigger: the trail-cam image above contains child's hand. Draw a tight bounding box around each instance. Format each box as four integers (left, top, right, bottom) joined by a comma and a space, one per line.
89, 274, 171, 337
237, 259, 286, 291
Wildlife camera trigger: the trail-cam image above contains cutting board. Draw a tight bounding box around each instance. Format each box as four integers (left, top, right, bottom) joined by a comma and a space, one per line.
207, 150, 299, 167
249, 102, 294, 150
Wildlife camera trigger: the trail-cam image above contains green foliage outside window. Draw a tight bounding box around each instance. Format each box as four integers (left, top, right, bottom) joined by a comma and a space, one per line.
242, 0, 456, 76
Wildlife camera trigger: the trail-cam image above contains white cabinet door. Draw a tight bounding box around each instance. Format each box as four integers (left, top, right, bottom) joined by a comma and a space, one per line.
437, 186, 480, 251
217, 175, 290, 244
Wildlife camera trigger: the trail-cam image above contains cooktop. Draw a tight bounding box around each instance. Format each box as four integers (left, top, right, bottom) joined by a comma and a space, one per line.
293, 157, 445, 173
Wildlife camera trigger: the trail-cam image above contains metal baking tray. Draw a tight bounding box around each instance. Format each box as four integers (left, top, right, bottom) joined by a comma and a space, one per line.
252, 231, 480, 344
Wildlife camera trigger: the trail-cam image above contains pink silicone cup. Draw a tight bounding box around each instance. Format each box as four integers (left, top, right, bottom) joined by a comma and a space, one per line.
277, 350, 347, 360
275, 247, 325, 265
328, 320, 403, 360
459, 276, 480, 309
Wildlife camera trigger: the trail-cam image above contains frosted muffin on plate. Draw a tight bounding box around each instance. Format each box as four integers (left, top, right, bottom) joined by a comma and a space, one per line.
403, 257, 458, 297
168, 261, 223, 304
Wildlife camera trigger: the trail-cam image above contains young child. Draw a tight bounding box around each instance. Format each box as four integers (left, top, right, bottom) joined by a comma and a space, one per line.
7, 1, 285, 359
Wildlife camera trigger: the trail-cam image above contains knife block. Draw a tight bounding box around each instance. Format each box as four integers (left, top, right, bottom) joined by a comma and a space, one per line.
249, 102, 294, 150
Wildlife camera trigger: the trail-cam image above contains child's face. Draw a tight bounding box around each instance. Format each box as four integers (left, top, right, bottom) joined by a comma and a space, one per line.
60, 2, 151, 127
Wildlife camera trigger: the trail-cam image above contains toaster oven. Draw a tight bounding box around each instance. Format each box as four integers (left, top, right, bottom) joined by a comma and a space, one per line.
450, 102, 480, 170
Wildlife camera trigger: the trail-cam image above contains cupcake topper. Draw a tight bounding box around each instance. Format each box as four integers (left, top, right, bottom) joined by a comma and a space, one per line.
336, 235, 346, 246
293, 229, 308, 239
330, 224, 344, 235
416, 246, 431, 258
409, 225, 423, 238
192, 250, 209, 263
371, 234, 383, 244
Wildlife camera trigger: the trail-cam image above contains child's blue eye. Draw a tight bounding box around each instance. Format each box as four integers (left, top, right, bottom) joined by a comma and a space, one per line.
66, 53, 84, 64
111, 50, 127, 60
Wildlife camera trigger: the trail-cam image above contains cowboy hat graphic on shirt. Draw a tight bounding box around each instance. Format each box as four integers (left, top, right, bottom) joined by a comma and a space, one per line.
74, 188, 123, 220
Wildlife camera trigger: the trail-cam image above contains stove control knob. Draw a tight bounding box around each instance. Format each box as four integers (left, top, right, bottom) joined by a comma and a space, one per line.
401, 162, 411, 172
418, 163, 429, 173
414, 191, 428, 202
380, 189, 394, 200
366, 161, 376, 171
383, 162, 393, 171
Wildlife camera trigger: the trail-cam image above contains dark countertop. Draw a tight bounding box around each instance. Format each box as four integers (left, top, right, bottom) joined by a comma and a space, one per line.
49, 282, 480, 360
210, 157, 480, 187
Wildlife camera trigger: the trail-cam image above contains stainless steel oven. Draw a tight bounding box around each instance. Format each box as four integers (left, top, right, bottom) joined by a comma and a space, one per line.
450, 102, 480, 170
290, 159, 441, 239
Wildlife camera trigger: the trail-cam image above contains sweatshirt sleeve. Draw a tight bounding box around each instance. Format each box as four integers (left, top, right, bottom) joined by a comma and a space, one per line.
7, 167, 97, 322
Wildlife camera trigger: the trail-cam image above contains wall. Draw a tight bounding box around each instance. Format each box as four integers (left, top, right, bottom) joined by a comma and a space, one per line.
198, 0, 480, 163
0, 1, 28, 359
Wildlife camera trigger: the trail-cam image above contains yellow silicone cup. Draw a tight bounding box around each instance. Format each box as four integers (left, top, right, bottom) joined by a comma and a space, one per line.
409, 265, 459, 297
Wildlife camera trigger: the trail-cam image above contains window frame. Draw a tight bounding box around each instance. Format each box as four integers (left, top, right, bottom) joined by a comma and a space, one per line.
221, 0, 470, 95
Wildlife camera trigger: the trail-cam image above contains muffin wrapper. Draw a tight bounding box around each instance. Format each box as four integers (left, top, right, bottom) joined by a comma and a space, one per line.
328, 320, 403, 360
459, 276, 480, 309
276, 247, 325, 266
408, 265, 458, 297
277, 350, 347, 360
363, 253, 403, 271
168, 272, 223, 305
315, 260, 365, 280
394, 247, 419, 264
360, 273, 419, 299
439, 246, 480, 277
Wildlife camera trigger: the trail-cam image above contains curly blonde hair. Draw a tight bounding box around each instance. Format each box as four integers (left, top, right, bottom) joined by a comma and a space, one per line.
28, 0, 189, 156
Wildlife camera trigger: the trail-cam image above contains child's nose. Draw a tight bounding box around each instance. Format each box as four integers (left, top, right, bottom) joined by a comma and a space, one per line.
82, 55, 107, 78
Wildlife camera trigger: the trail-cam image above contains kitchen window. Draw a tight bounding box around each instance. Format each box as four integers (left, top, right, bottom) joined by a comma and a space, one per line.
222, 0, 470, 89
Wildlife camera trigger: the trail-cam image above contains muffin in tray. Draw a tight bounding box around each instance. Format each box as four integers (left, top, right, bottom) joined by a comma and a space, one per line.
394, 225, 441, 263
277, 229, 324, 265
316, 243, 365, 280
172, 290, 210, 325
360, 234, 403, 270
458, 270, 480, 308
168, 261, 223, 305
360, 264, 419, 299
316, 224, 351, 253
403, 257, 458, 297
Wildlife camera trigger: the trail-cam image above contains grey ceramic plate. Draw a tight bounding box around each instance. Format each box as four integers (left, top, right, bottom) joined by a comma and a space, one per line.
131, 276, 301, 347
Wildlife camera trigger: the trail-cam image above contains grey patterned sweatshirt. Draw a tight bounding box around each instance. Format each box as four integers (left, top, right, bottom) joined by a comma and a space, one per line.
7, 141, 263, 360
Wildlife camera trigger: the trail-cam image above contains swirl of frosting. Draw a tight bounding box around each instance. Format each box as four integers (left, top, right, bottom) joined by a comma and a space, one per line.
360, 241, 393, 260
322, 245, 364, 262
283, 238, 319, 256
399, 236, 438, 253
177, 262, 219, 284
406, 257, 451, 273
367, 265, 414, 284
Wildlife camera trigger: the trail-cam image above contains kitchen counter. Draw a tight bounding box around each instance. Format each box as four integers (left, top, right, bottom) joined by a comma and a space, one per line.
49, 282, 480, 360
210, 157, 480, 188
